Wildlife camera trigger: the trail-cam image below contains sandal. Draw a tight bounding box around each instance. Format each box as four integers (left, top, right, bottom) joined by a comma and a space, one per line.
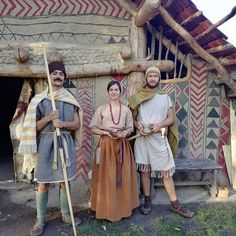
171, 200, 194, 218
61, 215, 82, 225
30, 222, 45, 236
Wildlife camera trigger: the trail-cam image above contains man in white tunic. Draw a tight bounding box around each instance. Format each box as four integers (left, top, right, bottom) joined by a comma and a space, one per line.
128, 66, 193, 218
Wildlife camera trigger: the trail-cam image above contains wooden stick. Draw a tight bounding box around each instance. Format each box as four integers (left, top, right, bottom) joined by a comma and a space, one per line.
42, 46, 77, 236
158, 28, 163, 60
178, 54, 185, 78
151, 27, 156, 60
128, 133, 141, 141
173, 41, 178, 78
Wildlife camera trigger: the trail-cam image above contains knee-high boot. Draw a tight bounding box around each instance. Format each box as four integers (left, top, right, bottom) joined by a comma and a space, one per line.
30, 190, 49, 236
60, 187, 81, 225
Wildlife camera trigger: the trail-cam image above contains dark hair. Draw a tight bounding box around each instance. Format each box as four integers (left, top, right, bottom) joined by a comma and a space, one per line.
107, 80, 122, 93
48, 61, 66, 79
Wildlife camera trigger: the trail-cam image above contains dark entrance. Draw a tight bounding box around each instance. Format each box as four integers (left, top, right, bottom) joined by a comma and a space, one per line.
0, 77, 23, 181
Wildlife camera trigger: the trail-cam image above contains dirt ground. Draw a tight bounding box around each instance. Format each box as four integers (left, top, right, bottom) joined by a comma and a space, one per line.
0, 181, 235, 236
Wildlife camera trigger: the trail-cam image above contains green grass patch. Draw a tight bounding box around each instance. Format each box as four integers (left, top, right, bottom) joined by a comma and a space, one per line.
154, 203, 236, 236
77, 219, 145, 236
77, 203, 236, 235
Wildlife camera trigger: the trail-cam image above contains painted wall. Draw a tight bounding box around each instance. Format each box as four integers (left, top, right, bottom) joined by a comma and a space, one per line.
0, 0, 231, 183
162, 60, 230, 182
1, 0, 131, 181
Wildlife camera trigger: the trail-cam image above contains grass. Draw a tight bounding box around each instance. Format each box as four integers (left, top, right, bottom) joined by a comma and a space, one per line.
153, 203, 236, 236
77, 219, 145, 236
76, 203, 236, 235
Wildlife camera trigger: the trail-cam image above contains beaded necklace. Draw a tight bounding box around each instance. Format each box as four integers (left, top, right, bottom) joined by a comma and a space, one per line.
109, 103, 121, 125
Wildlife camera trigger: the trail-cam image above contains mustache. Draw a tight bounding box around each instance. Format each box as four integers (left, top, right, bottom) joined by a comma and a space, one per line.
54, 78, 63, 82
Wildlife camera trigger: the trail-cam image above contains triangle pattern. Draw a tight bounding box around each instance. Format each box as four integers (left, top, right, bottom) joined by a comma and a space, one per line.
207, 120, 219, 128
206, 141, 217, 149
209, 89, 219, 96
207, 108, 220, 118
208, 97, 220, 107
207, 129, 218, 139
208, 81, 218, 89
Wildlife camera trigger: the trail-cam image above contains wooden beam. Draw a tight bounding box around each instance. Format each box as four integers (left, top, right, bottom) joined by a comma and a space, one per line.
195, 5, 236, 41
207, 58, 236, 70
206, 44, 235, 54
180, 6, 236, 46
0, 60, 174, 79
165, 11, 202, 36
164, 0, 174, 8
117, 0, 138, 16
135, 0, 161, 27
157, 5, 236, 92
192, 44, 235, 59
0, 42, 133, 54
181, 11, 203, 26
228, 92, 236, 98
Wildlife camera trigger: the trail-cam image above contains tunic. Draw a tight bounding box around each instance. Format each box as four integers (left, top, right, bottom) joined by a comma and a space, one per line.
134, 94, 175, 177
35, 99, 77, 183
89, 104, 139, 222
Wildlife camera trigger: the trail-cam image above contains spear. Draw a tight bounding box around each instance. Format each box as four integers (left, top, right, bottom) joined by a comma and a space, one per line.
42, 45, 77, 236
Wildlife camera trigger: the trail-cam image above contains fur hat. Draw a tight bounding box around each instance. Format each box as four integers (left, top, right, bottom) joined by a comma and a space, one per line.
48, 61, 66, 79
145, 66, 161, 79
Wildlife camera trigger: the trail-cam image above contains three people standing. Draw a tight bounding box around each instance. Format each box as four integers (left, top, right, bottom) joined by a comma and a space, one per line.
21, 63, 192, 235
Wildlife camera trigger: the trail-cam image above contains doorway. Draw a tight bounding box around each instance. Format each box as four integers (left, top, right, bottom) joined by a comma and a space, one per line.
0, 77, 23, 181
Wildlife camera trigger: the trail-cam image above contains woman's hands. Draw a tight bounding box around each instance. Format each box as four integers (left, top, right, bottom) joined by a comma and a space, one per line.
109, 129, 128, 139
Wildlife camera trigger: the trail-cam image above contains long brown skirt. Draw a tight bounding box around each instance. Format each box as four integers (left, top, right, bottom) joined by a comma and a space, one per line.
90, 136, 139, 222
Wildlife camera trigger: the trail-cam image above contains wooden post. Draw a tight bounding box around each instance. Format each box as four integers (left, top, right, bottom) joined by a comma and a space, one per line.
127, 19, 147, 97
135, 0, 161, 27
231, 100, 236, 189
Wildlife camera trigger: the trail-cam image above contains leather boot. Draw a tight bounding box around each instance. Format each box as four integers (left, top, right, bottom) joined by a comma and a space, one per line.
30, 190, 48, 236
60, 187, 82, 225
171, 200, 194, 218
140, 195, 152, 215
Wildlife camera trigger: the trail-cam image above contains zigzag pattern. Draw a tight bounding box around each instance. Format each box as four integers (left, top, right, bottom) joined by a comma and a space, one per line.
0, 0, 132, 19
217, 101, 230, 176
75, 79, 93, 180
0, 32, 127, 44
189, 63, 207, 158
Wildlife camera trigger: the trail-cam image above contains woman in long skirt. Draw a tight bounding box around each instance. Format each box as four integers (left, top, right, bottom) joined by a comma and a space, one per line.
89, 80, 139, 222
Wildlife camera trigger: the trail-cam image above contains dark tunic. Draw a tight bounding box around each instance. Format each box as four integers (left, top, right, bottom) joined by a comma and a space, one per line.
35, 99, 77, 183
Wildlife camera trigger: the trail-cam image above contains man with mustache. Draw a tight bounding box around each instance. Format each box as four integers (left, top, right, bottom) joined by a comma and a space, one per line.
19, 61, 83, 235
129, 66, 193, 218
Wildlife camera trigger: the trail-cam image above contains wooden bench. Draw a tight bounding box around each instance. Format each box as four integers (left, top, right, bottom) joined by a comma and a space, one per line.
154, 158, 223, 197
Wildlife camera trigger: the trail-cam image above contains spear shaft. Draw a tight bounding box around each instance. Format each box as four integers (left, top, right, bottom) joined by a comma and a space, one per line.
42, 45, 77, 236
